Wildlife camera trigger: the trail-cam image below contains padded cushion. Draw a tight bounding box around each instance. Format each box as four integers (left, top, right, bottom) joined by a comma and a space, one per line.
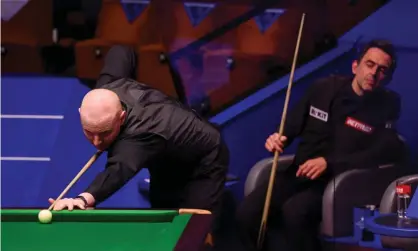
244, 155, 295, 197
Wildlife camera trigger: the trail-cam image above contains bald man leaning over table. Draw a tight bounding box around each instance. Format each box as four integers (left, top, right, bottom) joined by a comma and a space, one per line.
48, 45, 230, 239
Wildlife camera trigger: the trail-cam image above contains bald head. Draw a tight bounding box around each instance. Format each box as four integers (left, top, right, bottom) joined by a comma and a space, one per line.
79, 89, 122, 129
79, 89, 126, 150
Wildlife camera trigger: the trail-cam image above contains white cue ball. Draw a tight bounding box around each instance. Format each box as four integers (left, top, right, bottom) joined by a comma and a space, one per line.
38, 210, 52, 223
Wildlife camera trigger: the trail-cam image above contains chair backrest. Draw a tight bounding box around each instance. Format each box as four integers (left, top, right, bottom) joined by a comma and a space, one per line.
379, 179, 399, 214
379, 174, 418, 217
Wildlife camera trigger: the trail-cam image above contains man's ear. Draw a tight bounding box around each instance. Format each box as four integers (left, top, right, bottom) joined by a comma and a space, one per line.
78, 108, 81, 113
352, 60, 358, 75
120, 110, 126, 122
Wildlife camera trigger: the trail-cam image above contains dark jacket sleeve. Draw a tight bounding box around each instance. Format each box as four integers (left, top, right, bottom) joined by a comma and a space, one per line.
325, 93, 406, 170
282, 80, 322, 147
84, 133, 166, 204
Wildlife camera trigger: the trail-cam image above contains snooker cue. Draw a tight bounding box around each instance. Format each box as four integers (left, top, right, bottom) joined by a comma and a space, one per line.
48, 150, 103, 210
256, 13, 306, 250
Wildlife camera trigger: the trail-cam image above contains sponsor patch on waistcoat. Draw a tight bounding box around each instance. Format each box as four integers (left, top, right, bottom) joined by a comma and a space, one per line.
345, 117, 374, 134
309, 106, 328, 122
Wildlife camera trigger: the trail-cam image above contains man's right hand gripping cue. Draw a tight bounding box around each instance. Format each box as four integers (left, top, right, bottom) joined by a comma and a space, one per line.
265, 133, 287, 154
264, 133, 327, 180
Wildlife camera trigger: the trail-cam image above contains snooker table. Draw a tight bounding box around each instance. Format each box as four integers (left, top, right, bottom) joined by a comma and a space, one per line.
1, 208, 213, 251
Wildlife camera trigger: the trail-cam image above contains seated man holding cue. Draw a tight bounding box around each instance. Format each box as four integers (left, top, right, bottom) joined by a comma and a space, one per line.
236, 40, 407, 251
48, 45, 229, 237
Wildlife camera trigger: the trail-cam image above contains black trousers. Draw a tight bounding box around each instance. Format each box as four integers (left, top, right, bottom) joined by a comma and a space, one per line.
149, 142, 230, 239
96, 44, 188, 104
96, 44, 138, 88
236, 166, 329, 251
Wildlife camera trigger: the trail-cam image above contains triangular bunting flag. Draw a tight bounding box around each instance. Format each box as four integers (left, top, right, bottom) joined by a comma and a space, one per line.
1, 0, 28, 21
183, 2, 216, 27
120, 0, 149, 23
254, 8, 286, 33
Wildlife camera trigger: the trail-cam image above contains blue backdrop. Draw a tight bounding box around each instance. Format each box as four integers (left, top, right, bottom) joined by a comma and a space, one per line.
1, 0, 417, 209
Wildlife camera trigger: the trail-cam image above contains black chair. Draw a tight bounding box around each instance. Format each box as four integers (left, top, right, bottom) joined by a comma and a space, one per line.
244, 154, 408, 240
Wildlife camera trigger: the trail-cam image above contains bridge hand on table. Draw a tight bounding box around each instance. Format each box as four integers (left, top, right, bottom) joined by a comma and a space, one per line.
48, 198, 86, 211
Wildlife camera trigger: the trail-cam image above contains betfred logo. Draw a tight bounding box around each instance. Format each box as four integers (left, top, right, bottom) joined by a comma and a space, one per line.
396, 184, 411, 195
345, 117, 374, 134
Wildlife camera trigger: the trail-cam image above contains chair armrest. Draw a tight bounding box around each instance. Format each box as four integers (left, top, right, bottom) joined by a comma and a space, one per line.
379, 174, 418, 214
398, 174, 418, 185
321, 164, 406, 237
244, 155, 295, 197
